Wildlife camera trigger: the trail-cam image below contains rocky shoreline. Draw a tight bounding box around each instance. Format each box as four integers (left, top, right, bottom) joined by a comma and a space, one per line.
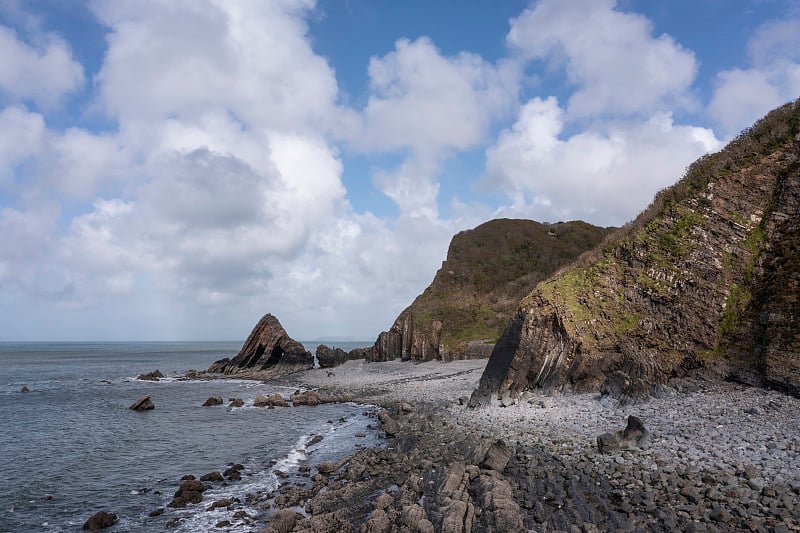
129, 359, 800, 532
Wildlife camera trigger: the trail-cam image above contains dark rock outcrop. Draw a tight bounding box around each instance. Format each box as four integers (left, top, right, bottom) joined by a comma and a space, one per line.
201, 396, 223, 407
137, 370, 164, 381
206, 358, 229, 373
168, 478, 207, 508
129, 395, 154, 411
316, 344, 350, 368
254, 393, 288, 407
211, 314, 313, 378
82, 511, 117, 531
20, 385, 29, 393
471, 99, 800, 404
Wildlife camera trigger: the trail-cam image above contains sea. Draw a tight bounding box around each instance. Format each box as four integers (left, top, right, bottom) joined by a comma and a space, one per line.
0, 341, 378, 532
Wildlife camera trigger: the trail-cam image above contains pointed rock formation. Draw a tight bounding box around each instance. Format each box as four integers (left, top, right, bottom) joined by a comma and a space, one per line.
213, 314, 313, 378
471, 98, 800, 406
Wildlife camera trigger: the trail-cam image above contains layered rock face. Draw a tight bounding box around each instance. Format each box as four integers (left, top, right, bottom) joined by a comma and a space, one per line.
218, 314, 313, 377
367, 219, 612, 363
471, 98, 800, 405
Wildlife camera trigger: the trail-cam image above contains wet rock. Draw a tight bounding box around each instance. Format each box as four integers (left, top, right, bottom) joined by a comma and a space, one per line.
137, 370, 164, 381
168, 479, 206, 508
307, 435, 324, 447
266, 509, 306, 533
129, 394, 154, 411
20, 385, 30, 393
202, 396, 223, 407
379, 411, 400, 436
317, 461, 337, 475
200, 471, 224, 482
223, 466, 242, 481
291, 390, 321, 406
207, 497, 238, 511
82, 511, 117, 530
254, 393, 288, 407
206, 358, 230, 373
229, 398, 244, 407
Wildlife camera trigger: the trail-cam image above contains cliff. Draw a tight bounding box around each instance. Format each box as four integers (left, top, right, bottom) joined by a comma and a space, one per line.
213, 313, 313, 378
471, 98, 800, 405
365, 219, 613, 363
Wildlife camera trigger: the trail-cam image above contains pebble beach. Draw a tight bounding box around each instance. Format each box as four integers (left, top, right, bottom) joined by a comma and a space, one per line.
270, 358, 800, 532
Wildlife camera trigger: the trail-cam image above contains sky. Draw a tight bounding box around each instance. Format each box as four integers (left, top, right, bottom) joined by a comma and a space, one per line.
1, 0, 798, 342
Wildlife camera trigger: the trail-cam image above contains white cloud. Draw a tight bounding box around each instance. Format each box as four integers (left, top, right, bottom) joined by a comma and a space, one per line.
0, 106, 46, 185
486, 96, 721, 226
709, 18, 800, 137
507, 0, 698, 118
0, 24, 83, 107
356, 37, 518, 217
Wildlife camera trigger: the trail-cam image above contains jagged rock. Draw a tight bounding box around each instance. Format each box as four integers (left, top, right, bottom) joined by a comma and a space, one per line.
129, 395, 154, 411
597, 415, 650, 454
254, 393, 288, 407
307, 435, 324, 447
168, 479, 206, 508
265, 509, 305, 533
82, 511, 117, 531
379, 411, 400, 436
206, 358, 229, 373
206, 497, 238, 511
137, 370, 164, 381
480, 440, 512, 472
471, 99, 800, 401
290, 390, 321, 406
201, 396, 223, 407
200, 471, 224, 482
316, 344, 351, 368
214, 314, 313, 377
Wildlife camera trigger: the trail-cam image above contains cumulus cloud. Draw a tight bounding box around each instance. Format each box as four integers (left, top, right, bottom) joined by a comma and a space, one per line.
486, 96, 721, 226
507, 0, 698, 118
709, 19, 800, 137
0, 24, 83, 107
355, 37, 518, 217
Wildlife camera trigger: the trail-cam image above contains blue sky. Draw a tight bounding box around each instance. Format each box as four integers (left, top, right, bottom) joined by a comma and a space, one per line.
0, 0, 798, 341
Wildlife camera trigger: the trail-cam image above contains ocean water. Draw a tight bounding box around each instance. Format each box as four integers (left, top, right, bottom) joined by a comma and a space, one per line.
0, 341, 377, 532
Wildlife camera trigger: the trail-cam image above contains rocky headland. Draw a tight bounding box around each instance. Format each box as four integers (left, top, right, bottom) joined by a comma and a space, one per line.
471, 97, 800, 407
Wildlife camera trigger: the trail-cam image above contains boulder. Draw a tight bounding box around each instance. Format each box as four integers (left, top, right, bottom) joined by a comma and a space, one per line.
200, 471, 224, 482
129, 395, 154, 411
168, 479, 207, 508
480, 440, 512, 472
597, 415, 650, 454
136, 370, 164, 381
254, 393, 288, 407
316, 344, 350, 368
229, 398, 244, 407
379, 411, 400, 436
201, 396, 223, 407
82, 511, 117, 531
20, 385, 29, 393
290, 390, 321, 406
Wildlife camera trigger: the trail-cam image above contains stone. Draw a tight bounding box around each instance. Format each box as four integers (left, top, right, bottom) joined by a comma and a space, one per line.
168, 479, 206, 508
129, 394, 154, 411
136, 370, 164, 381
200, 471, 224, 482
207, 497, 238, 511
316, 344, 350, 368
82, 511, 117, 531
229, 398, 244, 407
597, 416, 649, 454
206, 358, 230, 373
201, 396, 223, 407
20, 385, 29, 393
481, 440, 513, 472
216, 314, 313, 377
254, 393, 288, 407
307, 435, 324, 447
267, 509, 304, 533
379, 411, 400, 436
290, 390, 321, 406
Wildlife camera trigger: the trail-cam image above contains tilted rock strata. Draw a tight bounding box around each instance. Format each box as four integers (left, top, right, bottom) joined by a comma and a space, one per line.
216, 314, 313, 378
472, 98, 800, 405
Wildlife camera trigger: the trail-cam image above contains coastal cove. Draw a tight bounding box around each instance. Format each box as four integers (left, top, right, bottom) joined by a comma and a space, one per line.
0, 342, 379, 532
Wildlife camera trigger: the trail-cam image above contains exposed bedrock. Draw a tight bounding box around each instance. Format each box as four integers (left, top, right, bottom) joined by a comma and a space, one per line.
472, 98, 800, 405
214, 313, 313, 378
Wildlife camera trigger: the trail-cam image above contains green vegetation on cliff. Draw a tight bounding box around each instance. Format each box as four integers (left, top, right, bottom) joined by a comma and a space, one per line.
406, 219, 613, 354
